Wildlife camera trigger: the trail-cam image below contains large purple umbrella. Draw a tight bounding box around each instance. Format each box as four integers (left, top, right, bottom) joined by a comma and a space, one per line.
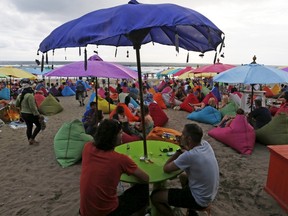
45, 55, 137, 79
38, 0, 224, 158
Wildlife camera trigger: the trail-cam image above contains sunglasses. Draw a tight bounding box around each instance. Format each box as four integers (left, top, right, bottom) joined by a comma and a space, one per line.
160, 147, 173, 153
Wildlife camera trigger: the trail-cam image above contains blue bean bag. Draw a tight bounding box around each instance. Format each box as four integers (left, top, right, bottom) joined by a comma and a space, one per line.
61, 86, 76, 96
54, 119, 93, 168
130, 97, 139, 108
70, 85, 76, 92
211, 87, 221, 102
208, 115, 256, 154
0, 87, 10, 100
84, 81, 92, 90
187, 106, 221, 125
256, 113, 288, 145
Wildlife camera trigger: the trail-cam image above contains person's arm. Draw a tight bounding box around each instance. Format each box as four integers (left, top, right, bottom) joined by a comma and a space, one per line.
163, 149, 184, 173
132, 168, 149, 183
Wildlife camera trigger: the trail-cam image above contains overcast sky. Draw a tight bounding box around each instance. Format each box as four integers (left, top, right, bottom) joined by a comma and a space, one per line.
0, 0, 287, 66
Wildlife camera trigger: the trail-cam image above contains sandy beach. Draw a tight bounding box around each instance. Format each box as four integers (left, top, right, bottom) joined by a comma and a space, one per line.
0, 91, 286, 216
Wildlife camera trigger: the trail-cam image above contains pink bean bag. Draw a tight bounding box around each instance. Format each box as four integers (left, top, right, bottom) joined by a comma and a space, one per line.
149, 102, 168, 127
208, 115, 256, 155
97, 87, 106, 98
161, 86, 172, 94
157, 80, 167, 92
180, 94, 199, 113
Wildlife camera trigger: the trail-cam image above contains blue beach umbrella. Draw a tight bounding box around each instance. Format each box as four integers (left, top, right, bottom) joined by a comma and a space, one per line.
213, 56, 288, 111
38, 0, 224, 157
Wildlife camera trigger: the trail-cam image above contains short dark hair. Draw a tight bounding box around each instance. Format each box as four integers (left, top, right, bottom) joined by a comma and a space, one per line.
254, 99, 262, 107
116, 106, 125, 114
124, 95, 131, 105
184, 124, 203, 144
90, 101, 96, 107
236, 108, 245, 115
94, 119, 122, 151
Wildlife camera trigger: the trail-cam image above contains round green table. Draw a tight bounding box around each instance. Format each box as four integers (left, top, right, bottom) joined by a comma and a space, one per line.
115, 140, 183, 216
116, 140, 182, 183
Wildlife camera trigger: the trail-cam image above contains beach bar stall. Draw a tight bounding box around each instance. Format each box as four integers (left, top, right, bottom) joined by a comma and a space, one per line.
265, 145, 288, 213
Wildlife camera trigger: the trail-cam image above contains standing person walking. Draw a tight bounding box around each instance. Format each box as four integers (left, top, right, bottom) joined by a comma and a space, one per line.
76, 77, 87, 106
16, 79, 43, 145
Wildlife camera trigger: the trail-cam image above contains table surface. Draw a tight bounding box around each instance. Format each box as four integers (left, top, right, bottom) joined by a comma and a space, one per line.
115, 140, 182, 183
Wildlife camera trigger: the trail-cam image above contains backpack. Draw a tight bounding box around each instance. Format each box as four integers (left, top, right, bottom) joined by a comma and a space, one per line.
76, 81, 85, 92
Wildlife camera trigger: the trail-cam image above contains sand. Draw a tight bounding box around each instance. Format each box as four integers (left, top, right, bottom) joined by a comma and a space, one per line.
0, 91, 286, 216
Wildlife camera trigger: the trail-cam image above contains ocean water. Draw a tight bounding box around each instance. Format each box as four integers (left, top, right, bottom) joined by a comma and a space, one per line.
0, 60, 204, 77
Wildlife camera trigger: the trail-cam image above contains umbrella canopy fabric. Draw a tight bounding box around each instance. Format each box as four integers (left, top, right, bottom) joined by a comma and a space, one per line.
0, 72, 7, 78
23, 67, 52, 75
45, 55, 137, 79
0, 67, 37, 79
213, 63, 288, 84
38, 0, 224, 158
173, 66, 194, 77
280, 67, 288, 72
39, 1, 224, 54
193, 62, 235, 74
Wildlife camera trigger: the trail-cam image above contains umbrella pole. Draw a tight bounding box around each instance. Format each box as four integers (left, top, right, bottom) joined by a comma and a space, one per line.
251, 84, 255, 112
95, 77, 98, 124
135, 46, 148, 158
108, 78, 110, 113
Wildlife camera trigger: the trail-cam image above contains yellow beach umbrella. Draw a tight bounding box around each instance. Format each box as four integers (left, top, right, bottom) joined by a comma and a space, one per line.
0, 72, 7, 78
160, 67, 176, 75
0, 66, 37, 79
177, 70, 194, 79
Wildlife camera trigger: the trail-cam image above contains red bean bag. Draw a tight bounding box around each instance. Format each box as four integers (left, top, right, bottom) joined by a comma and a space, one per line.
275, 103, 288, 116
208, 115, 256, 155
109, 103, 140, 122
122, 132, 141, 144
263, 86, 274, 98
109, 86, 117, 93
34, 92, 46, 108
202, 92, 218, 105
153, 93, 167, 109
149, 102, 168, 127
180, 94, 199, 113
147, 126, 181, 145
40, 87, 48, 96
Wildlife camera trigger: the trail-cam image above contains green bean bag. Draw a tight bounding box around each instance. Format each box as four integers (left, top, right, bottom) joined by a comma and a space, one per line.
256, 113, 288, 145
39, 94, 63, 116
54, 119, 93, 167
220, 101, 238, 118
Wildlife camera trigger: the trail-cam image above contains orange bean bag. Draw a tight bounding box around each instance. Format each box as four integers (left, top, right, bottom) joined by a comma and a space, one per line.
263, 86, 274, 98
180, 94, 199, 113
109, 103, 140, 122
148, 87, 156, 95
147, 126, 181, 145
153, 93, 167, 109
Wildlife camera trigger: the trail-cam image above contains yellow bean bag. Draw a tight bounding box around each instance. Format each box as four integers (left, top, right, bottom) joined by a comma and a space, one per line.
97, 97, 116, 114
271, 84, 280, 95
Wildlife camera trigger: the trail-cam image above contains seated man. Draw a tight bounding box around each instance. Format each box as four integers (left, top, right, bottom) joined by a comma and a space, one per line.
218, 108, 245, 128
80, 119, 149, 216
151, 124, 219, 216
248, 99, 272, 129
